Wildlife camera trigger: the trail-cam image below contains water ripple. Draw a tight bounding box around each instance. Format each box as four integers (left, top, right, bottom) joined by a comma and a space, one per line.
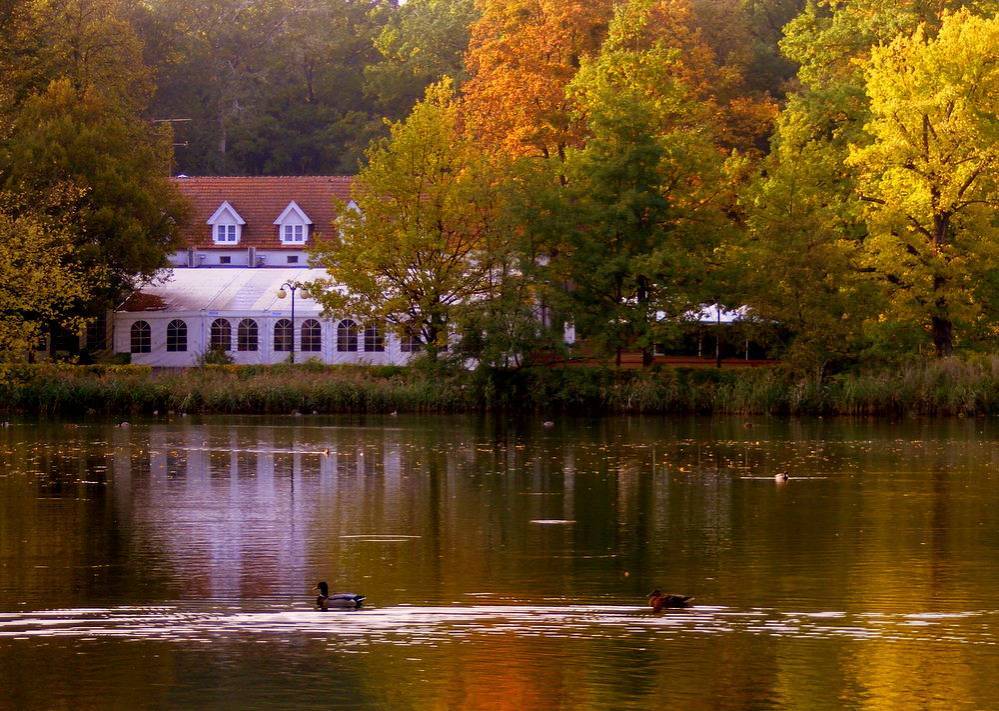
1, 605, 995, 648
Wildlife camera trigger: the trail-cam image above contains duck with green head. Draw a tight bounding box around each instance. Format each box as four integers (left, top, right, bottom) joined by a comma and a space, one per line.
315, 581, 366, 610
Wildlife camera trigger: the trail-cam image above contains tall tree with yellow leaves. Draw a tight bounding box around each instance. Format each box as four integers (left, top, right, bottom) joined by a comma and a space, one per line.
848, 10, 999, 357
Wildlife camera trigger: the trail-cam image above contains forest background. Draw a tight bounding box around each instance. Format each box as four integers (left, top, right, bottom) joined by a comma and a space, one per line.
0, 0, 996, 381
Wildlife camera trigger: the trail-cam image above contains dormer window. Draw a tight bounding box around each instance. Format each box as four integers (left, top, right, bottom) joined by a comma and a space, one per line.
336, 200, 362, 237
274, 201, 312, 245
207, 201, 245, 245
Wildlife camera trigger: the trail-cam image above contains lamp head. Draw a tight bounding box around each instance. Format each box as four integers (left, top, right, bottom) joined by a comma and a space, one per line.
277, 289, 287, 300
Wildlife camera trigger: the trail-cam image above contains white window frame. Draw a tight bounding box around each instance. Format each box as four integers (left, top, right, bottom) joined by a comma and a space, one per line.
215, 224, 238, 244
281, 224, 306, 244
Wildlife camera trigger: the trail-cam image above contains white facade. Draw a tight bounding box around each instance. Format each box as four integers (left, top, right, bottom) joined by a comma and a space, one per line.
114, 268, 416, 367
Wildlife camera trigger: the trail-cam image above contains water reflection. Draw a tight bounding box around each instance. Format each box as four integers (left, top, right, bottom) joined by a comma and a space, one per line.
2, 416, 999, 709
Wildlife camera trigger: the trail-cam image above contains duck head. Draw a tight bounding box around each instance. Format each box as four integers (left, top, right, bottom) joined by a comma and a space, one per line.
315, 581, 329, 597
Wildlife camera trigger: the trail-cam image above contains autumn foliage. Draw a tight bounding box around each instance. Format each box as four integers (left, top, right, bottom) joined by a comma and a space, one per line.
461, 0, 617, 159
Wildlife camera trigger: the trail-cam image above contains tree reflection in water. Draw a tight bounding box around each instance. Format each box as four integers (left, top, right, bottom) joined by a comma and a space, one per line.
1, 416, 998, 709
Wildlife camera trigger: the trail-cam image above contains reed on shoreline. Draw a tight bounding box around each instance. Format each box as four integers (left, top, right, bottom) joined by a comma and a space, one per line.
3, 356, 999, 417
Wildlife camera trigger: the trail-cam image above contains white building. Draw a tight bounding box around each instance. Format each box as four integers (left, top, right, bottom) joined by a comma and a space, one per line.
114, 176, 421, 367
115, 268, 420, 367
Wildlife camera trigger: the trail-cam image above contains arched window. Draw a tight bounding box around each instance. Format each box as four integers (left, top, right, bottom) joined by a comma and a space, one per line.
130, 321, 151, 353
301, 319, 322, 352
363, 324, 384, 353
166, 320, 187, 352
337, 320, 358, 352
400, 331, 423, 353
274, 319, 293, 352
210, 318, 231, 351
237, 318, 258, 352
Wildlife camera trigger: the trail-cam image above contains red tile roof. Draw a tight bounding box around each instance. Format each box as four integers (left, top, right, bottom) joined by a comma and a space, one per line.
171, 176, 353, 249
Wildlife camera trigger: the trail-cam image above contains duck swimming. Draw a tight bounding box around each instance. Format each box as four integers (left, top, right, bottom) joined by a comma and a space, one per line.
315, 581, 366, 610
648, 589, 694, 611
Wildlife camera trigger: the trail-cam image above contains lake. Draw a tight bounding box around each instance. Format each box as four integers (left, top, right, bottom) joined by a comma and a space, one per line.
2, 415, 999, 709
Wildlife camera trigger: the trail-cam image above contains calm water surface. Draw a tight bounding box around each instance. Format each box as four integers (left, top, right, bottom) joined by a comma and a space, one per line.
2, 415, 999, 709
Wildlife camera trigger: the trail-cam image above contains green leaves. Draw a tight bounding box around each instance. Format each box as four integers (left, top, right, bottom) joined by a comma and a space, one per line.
2, 80, 188, 304
520, 0, 736, 362
309, 81, 506, 361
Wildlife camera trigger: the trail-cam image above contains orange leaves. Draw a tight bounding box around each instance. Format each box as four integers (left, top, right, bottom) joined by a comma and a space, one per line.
461, 0, 616, 158
461, 0, 777, 160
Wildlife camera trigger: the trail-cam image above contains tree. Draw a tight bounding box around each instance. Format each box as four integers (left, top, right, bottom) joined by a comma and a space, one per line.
0, 0, 187, 312
730, 0, 804, 97
778, 0, 966, 151
136, 0, 393, 175
228, 0, 391, 174
741, 0, 994, 366
531, 0, 737, 365
461, 0, 616, 160
0, 0, 152, 112
1, 80, 188, 305
309, 81, 505, 362
737, 142, 878, 374
365, 0, 479, 120
848, 10, 999, 356
0, 190, 98, 361
617, 0, 778, 153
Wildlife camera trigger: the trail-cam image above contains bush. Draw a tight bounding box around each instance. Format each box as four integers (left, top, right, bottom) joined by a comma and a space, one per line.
3, 357, 999, 416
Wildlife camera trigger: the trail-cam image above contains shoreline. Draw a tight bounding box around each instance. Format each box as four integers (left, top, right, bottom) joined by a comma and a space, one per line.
3, 358, 999, 418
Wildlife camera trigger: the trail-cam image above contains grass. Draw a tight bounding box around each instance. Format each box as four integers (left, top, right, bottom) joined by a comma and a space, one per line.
3, 356, 999, 417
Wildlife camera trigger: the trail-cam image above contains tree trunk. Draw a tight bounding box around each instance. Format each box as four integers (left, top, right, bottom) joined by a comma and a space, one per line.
931, 272, 953, 357
425, 315, 442, 363
637, 276, 652, 368
932, 315, 953, 357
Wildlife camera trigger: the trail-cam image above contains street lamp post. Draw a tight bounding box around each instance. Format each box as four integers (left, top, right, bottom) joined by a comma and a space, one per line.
277, 282, 300, 364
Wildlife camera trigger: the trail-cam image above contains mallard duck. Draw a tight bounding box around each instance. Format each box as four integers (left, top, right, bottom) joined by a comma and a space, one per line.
648, 589, 694, 611
315, 581, 365, 610
775, 472, 789, 482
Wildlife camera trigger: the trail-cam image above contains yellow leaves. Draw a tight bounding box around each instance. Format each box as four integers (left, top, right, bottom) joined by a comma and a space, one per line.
845, 10, 998, 350
850, 10, 998, 241
0, 192, 99, 361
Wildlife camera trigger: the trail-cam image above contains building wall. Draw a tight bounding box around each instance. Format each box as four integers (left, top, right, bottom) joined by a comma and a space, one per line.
255, 250, 311, 267
114, 312, 414, 367
167, 249, 309, 268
